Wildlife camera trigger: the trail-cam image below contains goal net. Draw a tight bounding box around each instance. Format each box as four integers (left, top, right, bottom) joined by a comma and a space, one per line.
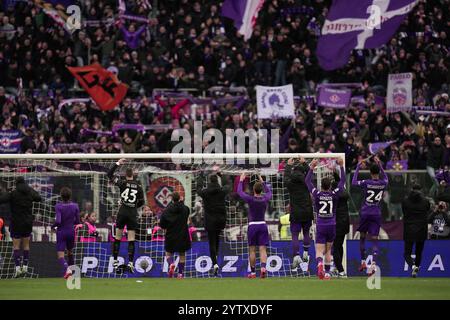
0, 153, 345, 279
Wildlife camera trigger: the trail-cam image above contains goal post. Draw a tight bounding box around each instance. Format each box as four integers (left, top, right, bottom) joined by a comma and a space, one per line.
0, 153, 347, 278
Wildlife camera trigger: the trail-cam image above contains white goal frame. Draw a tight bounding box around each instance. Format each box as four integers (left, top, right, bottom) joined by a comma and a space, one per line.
0, 152, 347, 275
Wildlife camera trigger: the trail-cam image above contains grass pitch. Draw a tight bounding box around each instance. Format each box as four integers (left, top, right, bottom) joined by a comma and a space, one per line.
1, 277, 450, 300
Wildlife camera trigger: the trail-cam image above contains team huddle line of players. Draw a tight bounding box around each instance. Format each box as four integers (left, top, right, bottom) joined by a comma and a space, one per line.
1, 156, 391, 280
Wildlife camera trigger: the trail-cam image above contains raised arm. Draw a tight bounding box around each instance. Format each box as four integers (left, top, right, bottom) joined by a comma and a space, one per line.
378, 162, 388, 184
352, 162, 362, 186
237, 173, 252, 202
283, 158, 295, 187
262, 182, 272, 202
373, 156, 388, 184
136, 184, 145, 208
196, 173, 206, 197
108, 158, 125, 183
305, 167, 315, 194
171, 98, 190, 120
107, 164, 119, 181
136, 25, 147, 36
335, 164, 346, 193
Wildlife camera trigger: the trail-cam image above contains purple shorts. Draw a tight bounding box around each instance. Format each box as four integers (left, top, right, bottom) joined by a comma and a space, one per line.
316, 224, 336, 244
357, 215, 381, 236
56, 230, 75, 252
290, 221, 312, 234
248, 223, 269, 246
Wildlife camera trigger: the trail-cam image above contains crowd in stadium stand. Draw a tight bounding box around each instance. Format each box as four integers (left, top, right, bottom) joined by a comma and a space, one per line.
0, 0, 449, 175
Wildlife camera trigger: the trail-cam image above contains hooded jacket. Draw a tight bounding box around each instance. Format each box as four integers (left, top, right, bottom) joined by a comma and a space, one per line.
197, 175, 230, 230
0, 178, 42, 233
402, 189, 430, 241
160, 200, 191, 252
284, 163, 313, 223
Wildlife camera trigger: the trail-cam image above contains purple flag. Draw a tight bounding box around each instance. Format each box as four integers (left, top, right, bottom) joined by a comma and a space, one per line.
414, 106, 450, 117
221, 0, 266, 41
368, 140, 396, 155
317, 0, 418, 70
386, 160, 408, 170
317, 87, 351, 109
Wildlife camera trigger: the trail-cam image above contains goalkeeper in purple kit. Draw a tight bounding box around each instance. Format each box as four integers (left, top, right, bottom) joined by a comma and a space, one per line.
237, 172, 272, 279
52, 187, 80, 279
352, 156, 388, 275
306, 158, 345, 280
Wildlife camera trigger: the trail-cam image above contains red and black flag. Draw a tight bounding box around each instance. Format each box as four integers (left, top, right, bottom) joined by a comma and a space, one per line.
67, 63, 128, 111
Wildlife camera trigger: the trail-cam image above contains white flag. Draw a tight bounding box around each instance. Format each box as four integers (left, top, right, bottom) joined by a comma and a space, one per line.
256, 84, 295, 119
386, 72, 412, 113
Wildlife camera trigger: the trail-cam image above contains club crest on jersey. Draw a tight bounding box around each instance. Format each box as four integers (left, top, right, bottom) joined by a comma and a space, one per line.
147, 176, 185, 214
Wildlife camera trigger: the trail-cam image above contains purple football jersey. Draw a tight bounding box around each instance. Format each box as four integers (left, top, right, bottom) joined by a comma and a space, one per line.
237, 180, 272, 222
352, 163, 388, 216
306, 166, 346, 226
55, 202, 80, 231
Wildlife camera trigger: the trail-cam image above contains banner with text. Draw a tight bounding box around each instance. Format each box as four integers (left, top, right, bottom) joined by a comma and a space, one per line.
318, 87, 351, 109
387, 73, 413, 113
0, 130, 22, 153
1, 240, 449, 278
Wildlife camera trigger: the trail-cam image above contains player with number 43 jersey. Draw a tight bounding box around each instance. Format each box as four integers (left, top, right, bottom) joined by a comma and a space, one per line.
107, 158, 145, 274
306, 158, 346, 280
352, 156, 388, 275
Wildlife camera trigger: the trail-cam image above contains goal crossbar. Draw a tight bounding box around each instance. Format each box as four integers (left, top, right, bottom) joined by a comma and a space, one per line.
0, 153, 346, 160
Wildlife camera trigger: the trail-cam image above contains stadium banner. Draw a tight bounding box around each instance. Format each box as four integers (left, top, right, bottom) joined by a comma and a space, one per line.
221, 0, 266, 41
317, 87, 351, 109
347, 240, 450, 277
317, 0, 418, 71
67, 63, 128, 111
2, 240, 449, 278
256, 84, 295, 119
0, 130, 22, 153
386, 72, 413, 113
414, 105, 450, 116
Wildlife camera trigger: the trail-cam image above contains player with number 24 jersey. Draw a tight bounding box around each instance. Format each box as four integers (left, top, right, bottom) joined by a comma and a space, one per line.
352, 162, 388, 235
352, 158, 388, 275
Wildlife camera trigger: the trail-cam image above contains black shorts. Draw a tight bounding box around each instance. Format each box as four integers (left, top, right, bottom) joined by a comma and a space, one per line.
116, 206, 138, 231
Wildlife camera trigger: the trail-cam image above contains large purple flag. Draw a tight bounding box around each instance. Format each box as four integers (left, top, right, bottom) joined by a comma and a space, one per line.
317, 87, 351, 109
317, 0, 418, 71
368, 140, 396, 155
221, 0, 266, 41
